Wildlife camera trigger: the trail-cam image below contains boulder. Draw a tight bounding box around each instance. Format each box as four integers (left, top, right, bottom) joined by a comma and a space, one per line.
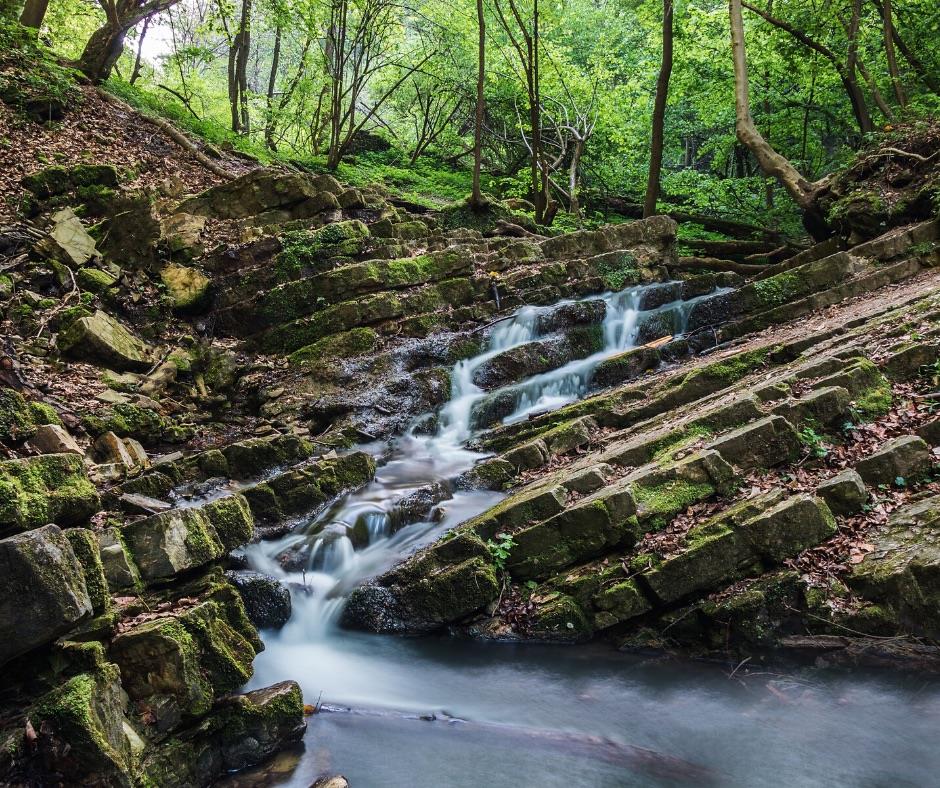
0, 453, 100, 531
64, 528, 111, 614
739, 494, 836, 562
93, 430, 135, 467
849, 495, 940, 634
0, 525, 92, 665
28, 664, 145, 786
817, 470, 868, 516
29, 423, 82, 455
226, 570, 292, 629
178, 170, 319, 219
120, 495, 254, 583
37, 207, 98, 267
160, 212, 206, 259
139, 681, 305, 786
855, 435, 932, 486
221, 434, 315, 479
58, 310, 153, 371
706, 415, 801, 470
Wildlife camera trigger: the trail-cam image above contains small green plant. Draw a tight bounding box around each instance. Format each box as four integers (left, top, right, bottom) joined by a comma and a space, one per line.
798, 426, 829, 458
894, 476, 907, 487
486, 532, 517, 573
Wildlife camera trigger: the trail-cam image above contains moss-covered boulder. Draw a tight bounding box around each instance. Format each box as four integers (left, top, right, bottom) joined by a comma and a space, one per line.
58, 310, 154, 371
138, 680, 305, 786
120, 494, 253, 584
0, 453, 100, 532
110, 597, 259, 724
221, 434, 315, 480
0, 524, 93, 666
855, 435, 932, 486
177, 170, 320, 219
64, 528, 111, 614
0, 388, 62, 445
28, 664, 144, 787
160, 264, 211, 312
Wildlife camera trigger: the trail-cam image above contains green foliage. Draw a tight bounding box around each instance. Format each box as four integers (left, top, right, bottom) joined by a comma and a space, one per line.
598, 253, 640, 291
486, 532, 517, 574
798, 426, 829, 459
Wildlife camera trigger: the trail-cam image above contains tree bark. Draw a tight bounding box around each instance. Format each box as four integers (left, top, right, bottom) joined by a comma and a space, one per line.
19, 0, 48, 29
880, 0, 906, 107
871, 0, 939, 95
730, 0, 819, 212
130, 15, 149, 84
470, 0, 485, 208
264, 24, 281, 150
643, 0, 673, 218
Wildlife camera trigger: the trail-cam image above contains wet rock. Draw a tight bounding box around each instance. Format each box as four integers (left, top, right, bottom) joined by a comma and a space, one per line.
0, 524, 92, 665
222, 434, 315, 479
527, 593, 593, 643
276, 542, 311, 572
28, 423, 82, 455
817, 469, 868, 516
312, 777, 350, 788
535, 299, 606, 333
591, 346, 660, 389
0, 452, 100, 531
855, 435, 932, 486
226, 570, 292, 629
637, 282, 682, 310
58, 310, 154, 371
685, 290, 741, 332
396, 481, 452, 527
139, 680, 305, 786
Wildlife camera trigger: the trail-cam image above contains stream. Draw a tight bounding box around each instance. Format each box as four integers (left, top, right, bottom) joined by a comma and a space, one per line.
236, 284, 940, 787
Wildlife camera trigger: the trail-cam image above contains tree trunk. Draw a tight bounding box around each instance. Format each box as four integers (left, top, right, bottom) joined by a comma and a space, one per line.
264, 24, 281, 150
843, 0, 873, 134
880, 0, 906, 106
130, 16, 149, 84
19, 0, 48, 29
729, 0, 816, 211
871, 0, 939, 95
643, 0, 673, 218
470, 0, 485, 208
78, 24, 128, 84
234, 0, 252, 133
568, 138, 584, 219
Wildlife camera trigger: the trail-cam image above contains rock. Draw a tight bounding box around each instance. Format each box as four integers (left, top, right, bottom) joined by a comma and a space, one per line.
178, 170, 320, 219
775, 386, 852, 427
111, 597, 260, 723
221, 434, 315, 479
118, 492, 172, 515
94, 430, 134, 466
160, 212, 207, 259
706, 415, 802, 470
312, 777, 350, 788
28, 423, 82, 455
0, 524, 92, 665
817, 470, 868, 516
160, 263, 211, 312
64, 527, 110, 614
849, 494, 940, 635
36, 207, 98, 267
58, 310, 154, 371
28, 664, 145, 786
138, 680, 305, 786
120, 494, 254, 583
0, 387, 61, 444
226, 570, 292, 629
0, 453, 100, 531
855, 435, 932, 486
739, 494, 837, 562
96, 527, 142, 591
122, 436, 150, 468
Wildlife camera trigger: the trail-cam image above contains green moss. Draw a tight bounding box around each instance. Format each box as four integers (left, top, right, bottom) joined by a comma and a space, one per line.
204, 495, 253, 550
633, 478, 714, 517
753, 271, 802, 308
598, 252, 640, 291
0, 453, 100, 530
276, 220, 370, 280
0, 387, 36, 442
82, 403, 167, 442
64, 528, 110, 614
288, 327, 378, 366
650, 425, 714, 463
27, 400, 61, 426
854, 377, 894, 419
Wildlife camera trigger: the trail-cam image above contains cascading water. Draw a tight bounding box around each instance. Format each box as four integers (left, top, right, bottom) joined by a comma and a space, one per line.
235, 281, 940, 787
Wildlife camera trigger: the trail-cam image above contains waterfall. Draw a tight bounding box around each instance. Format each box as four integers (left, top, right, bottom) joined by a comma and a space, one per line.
245, 281, 723, 631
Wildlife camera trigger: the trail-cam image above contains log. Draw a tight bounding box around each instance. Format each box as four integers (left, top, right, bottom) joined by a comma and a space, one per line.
672, 256, 768, 275
96, 89, 236, 181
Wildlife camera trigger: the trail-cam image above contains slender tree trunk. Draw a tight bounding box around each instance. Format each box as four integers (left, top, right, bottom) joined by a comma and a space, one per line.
871, 0, 939, 95
643, 0, 673, 218
264, 24, 281, 150
130, 16, 150, 84
470, 0, 485, 208
568, 138, 584, 219
19, 0, 48, 29
844, 0, 873, 134
729, 0, 816, 211
235, 0, 252, 132
880, 0, 906, 106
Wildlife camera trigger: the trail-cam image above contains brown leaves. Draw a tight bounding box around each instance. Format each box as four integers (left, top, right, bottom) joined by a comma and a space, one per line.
115, 596, 200, 634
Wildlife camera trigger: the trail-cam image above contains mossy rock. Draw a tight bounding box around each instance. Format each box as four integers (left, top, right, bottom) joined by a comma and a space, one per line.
58, 310, 153, 372
0, 387, 37, 443
160, 264, 211, 312
288, 327, 378, 366
64, 528, 111, 615
29, 664, 143, 786
0, 453, 100, 531
81, 403, 168, 444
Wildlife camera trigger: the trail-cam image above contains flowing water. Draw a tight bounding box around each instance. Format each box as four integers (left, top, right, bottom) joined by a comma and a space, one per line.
238, 284, 940, 787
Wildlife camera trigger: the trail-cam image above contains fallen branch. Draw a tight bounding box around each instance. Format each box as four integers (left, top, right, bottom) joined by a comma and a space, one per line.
96, 89, 235, 181
672, 256, 769, 275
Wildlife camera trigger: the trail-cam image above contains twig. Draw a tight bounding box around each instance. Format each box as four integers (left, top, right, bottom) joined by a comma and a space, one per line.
727, 656, 751, 680
36, 264, 79, 339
